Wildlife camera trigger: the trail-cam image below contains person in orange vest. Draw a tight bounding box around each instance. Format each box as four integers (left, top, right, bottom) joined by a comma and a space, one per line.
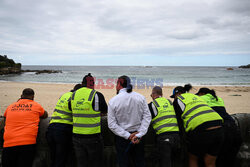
2, 88, 48, 167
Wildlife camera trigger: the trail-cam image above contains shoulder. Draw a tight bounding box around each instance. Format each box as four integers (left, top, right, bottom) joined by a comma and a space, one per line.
166, 98, 173, 105
8, 101, 17, 107
131, 91, 146, 100
109, 94, 119, 104
96, 91, 104, 97
148, 102, 153, 110
31, 101, 44, 109
62, 92, 72, 97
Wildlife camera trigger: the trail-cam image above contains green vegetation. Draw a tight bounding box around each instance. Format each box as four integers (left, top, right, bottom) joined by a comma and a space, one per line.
0, 55, 22, 68
0, 55, 22, 75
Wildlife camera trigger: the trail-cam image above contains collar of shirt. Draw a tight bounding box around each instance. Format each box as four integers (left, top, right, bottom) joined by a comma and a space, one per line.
119, 88, 127, 94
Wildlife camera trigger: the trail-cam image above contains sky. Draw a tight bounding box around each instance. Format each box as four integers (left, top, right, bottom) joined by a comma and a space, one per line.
0, 0, 250, 66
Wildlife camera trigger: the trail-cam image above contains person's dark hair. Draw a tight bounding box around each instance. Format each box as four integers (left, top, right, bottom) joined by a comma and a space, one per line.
21, 88, 35, 99
82, 73, 95, 87
196, 87, 218, 101
170, 84, 192, 98
209, 89, 218, 101
118, 75, 133, 93
178, 84, 193, 93
71, 84, 82, 92
153, 86, 162, 96
183, 84, 192, 92
22, 88, 35, 96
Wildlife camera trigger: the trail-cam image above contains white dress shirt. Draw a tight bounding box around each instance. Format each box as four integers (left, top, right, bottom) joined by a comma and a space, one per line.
108, 88, 151, 139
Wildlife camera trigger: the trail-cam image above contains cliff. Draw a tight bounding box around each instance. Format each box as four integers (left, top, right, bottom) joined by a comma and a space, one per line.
0, 55, 22, 75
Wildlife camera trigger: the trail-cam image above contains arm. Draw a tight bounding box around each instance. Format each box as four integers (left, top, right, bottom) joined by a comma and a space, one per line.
40, 110, 48, 119
173, 99, 184, 129
68, 97, 72, 111
107, 103, 131, 139
135, 97, 152, 138
93, 92, 108, 115
173, 99, 187, 143
97, 92, 108, 115
148, 102, 157, 119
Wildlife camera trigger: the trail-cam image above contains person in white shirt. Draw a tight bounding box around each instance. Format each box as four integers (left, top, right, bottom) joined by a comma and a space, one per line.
108, 75, 151, 167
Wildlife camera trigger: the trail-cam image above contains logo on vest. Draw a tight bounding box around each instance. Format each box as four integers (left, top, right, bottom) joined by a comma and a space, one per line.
59, 99, 65, 104
76, 98, 85, 107
192, 97, 198, 101
163, 102, 169, 109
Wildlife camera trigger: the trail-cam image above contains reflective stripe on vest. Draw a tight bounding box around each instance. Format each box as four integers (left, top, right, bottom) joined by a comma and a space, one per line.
152, 97, 179, 135
152, 115, 177, 125
71, 87, 100, 135
50, 92, 73, 125
155, 123, 179, 132
54, 109, 72, 116
182, 104, 208, 119
177, 93, 222, 132
51, 116, 73, 121
73, 122, 100, 127
72, 113, 100, 117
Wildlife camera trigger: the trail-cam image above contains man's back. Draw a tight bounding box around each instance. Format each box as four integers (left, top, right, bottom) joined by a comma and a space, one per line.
109, 89, 147, 132
4, 99, 45, 148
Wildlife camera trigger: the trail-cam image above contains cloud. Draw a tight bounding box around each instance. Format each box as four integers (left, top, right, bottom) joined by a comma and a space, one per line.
0, 0, 249, 65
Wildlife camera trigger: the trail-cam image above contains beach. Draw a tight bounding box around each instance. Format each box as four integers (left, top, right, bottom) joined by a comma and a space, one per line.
0, 81, 249, 115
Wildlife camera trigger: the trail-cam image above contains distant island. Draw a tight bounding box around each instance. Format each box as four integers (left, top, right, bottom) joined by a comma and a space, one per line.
0, 55, 62, 75
239, 64, 250, 69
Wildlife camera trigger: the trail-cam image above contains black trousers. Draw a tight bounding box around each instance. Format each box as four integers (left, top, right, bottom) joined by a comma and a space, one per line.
156, 133, 180, 167
46, 123, 73, 167
216, 123, 242, 167
72, 134, 104, 167
115, 135, 145, 167
2, 144, 36, 167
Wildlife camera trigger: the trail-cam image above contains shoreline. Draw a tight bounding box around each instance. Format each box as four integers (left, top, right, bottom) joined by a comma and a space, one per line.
1, 81, 250, 115
1, 80, 250, 87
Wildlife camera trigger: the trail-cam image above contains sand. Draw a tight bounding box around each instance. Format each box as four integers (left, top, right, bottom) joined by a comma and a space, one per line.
0, 81, 250, 116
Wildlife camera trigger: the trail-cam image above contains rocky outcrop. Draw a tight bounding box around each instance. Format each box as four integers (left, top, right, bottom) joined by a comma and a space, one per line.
239, 64, 250, 69
0, 55, 21, 75
21, 70, 62, 75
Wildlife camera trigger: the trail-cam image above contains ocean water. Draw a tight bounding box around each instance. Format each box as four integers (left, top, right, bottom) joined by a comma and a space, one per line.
0, 65, 250, 86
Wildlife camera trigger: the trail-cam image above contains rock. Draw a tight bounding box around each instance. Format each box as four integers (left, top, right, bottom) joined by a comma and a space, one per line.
21, 70, 62, 75
0, 55, 22, 75
239, 64, 250, 69
0, 67, 21, 75
35, 70, 62, 75
227, 68, 234, 70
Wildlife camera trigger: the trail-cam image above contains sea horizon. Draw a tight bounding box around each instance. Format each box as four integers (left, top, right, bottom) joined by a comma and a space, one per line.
0, 65, 249, 86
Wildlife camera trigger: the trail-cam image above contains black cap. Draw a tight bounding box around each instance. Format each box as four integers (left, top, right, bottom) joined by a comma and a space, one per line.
195, 88, 210, 95
170, 86, 184, 98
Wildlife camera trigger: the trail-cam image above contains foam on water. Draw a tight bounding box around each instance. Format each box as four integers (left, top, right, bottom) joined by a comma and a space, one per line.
0, 65, 250, 86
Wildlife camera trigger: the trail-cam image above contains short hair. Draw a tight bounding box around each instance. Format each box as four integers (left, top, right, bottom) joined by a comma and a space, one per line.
152, 86, 162, 96
22, 88, 35, 97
